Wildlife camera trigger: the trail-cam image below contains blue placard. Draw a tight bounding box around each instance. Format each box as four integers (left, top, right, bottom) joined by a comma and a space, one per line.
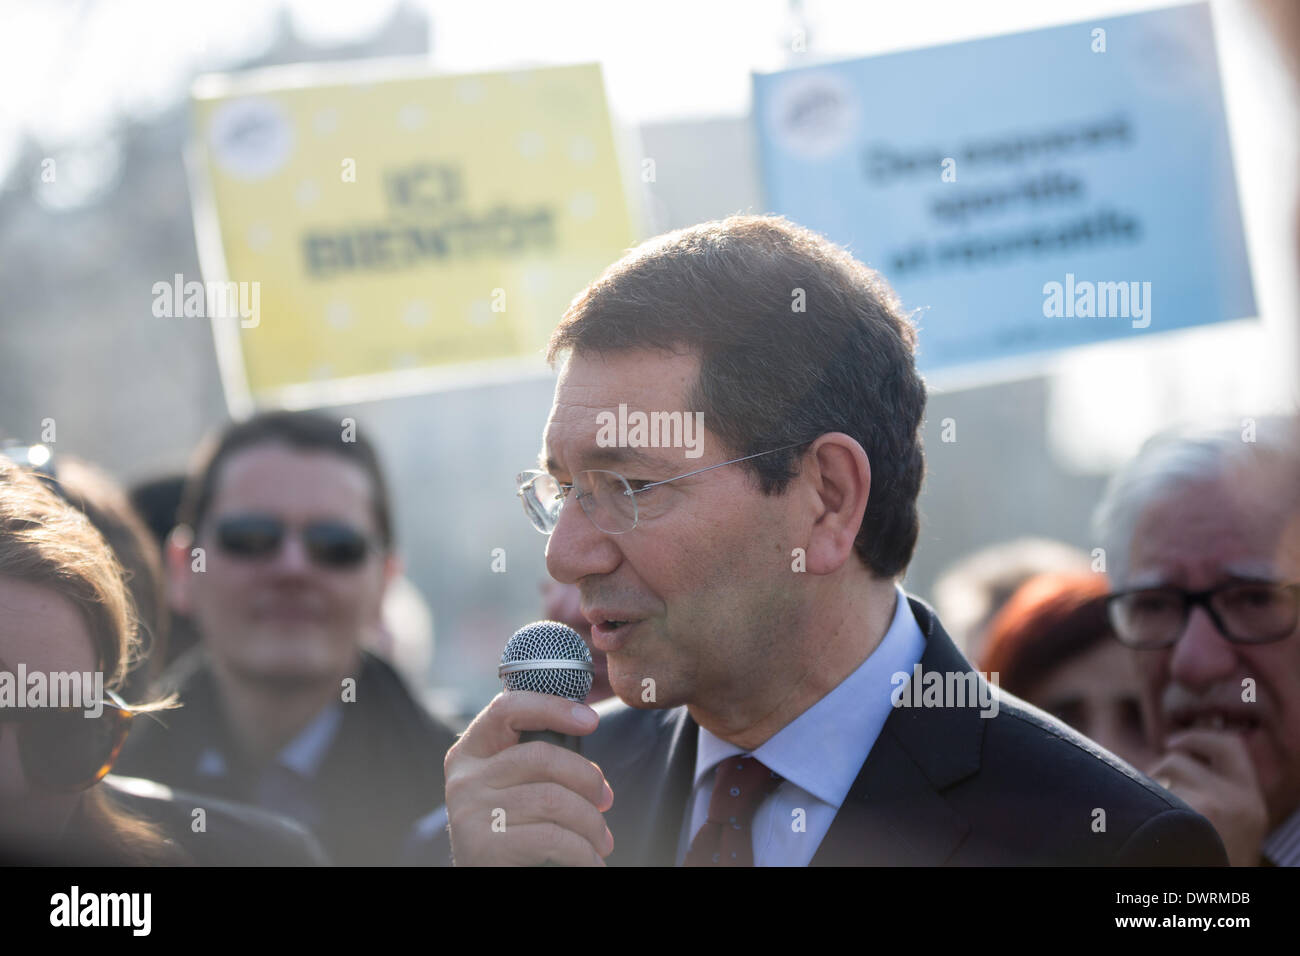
753, 3, 1256, 373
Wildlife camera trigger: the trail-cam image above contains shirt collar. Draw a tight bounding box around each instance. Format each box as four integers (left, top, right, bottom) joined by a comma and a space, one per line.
278, 703, 344, 778
693, 584, 927, 808
194, 702, 344, 781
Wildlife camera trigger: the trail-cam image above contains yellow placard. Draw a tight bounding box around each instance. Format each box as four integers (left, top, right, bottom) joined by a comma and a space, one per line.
190, 60, 636, 406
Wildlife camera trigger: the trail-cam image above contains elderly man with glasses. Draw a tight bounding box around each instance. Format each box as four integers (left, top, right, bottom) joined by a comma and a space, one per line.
1094, 417, 1300, 866
437, 215, 1227, 867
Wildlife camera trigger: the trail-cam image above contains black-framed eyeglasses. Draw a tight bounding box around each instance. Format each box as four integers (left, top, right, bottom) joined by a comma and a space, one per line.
1106, 580, 1300, 649
212, 514, 375, 569
516, 441, 811, 535
0, 689, 135, 792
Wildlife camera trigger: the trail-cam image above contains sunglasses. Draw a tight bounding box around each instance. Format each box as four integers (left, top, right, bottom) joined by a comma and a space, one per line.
213, 514, 374, 569
0, 690, 134, 792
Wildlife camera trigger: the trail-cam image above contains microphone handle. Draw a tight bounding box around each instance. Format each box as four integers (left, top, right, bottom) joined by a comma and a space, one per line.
519, 729, 580, 750
518, 729, 582, 866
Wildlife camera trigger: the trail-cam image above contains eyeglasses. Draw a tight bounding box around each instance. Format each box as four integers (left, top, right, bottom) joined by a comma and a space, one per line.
516, 442, 811, 535
1107, 580, 1300, 649
0, 690, 134, 792
213, 515, 374, 568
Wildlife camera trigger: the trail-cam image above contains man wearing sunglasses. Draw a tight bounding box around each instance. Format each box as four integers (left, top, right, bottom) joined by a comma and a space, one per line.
1094, 418, 1300, 866
439, 215, 1227, 866
115, 411, 458, 865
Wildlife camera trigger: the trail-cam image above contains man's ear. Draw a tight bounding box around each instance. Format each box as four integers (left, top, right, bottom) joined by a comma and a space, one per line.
377, 550, 403, 618
801, 432, 871, 576
164, 525, 197, 615
382, 551, 403, 590
379, 548, 400, 580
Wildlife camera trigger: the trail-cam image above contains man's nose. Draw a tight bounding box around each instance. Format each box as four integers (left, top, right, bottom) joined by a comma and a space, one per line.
1167, 604, 1240, 690
266, 528, 314, 575
545, 490, 621, 585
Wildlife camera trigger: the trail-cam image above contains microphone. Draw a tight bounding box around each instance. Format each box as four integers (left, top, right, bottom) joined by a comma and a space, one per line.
498, 621, 594, 748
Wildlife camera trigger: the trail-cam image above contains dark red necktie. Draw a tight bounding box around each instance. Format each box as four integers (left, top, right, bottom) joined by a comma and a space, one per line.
684, 756, 783, 866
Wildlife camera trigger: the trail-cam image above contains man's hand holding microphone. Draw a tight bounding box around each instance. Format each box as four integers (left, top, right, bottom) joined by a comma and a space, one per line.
443, 622, 616, 866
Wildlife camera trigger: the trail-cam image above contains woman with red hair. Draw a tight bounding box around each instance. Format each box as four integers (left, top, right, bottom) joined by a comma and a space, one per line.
980, 571, 1156, 770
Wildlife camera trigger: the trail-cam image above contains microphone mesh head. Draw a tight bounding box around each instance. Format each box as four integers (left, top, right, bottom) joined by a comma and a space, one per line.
499, 621, 594, 702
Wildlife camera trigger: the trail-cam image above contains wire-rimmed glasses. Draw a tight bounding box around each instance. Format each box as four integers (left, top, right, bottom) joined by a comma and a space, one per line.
516, 442, 810, 535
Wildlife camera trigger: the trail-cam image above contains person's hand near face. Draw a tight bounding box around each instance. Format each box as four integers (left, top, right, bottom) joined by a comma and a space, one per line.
1126, 479, 1300, 866
444, 347, 881, 864
447, 349, 778, 865
1146, 728, 1268, 867
442, 691, 614, 866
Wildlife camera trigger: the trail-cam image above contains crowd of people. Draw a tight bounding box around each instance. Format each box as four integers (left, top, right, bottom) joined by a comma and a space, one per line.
2, 215, 1297, 866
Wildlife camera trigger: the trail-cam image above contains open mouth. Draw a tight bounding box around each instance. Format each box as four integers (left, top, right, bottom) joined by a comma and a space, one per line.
1173, 712, 1261, 733
586, 612, 643, 651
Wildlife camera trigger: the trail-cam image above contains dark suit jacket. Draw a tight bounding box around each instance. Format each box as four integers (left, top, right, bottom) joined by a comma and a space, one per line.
0, 776, 329, 866
102, 775, 330, 866
576, 597, 1228, 866
115, 649, 458, 866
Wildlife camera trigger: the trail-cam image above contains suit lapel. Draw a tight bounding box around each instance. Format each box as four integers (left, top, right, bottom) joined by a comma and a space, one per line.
640, 707, 697, 866
811, 597, 984, 865
597, 705, 698, 866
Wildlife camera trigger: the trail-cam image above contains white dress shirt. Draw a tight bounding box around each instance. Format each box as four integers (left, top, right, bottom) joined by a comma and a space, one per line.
677, 584, 927, 865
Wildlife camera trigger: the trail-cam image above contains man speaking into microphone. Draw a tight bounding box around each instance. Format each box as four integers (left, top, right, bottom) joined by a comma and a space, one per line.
442, 215, 1227, 866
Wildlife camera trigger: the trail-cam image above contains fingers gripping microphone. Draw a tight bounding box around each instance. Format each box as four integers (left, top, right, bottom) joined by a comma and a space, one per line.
498, 621, 594, 748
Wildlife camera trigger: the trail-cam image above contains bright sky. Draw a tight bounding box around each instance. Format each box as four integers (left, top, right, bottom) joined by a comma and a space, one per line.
0, 0, 1195, 184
